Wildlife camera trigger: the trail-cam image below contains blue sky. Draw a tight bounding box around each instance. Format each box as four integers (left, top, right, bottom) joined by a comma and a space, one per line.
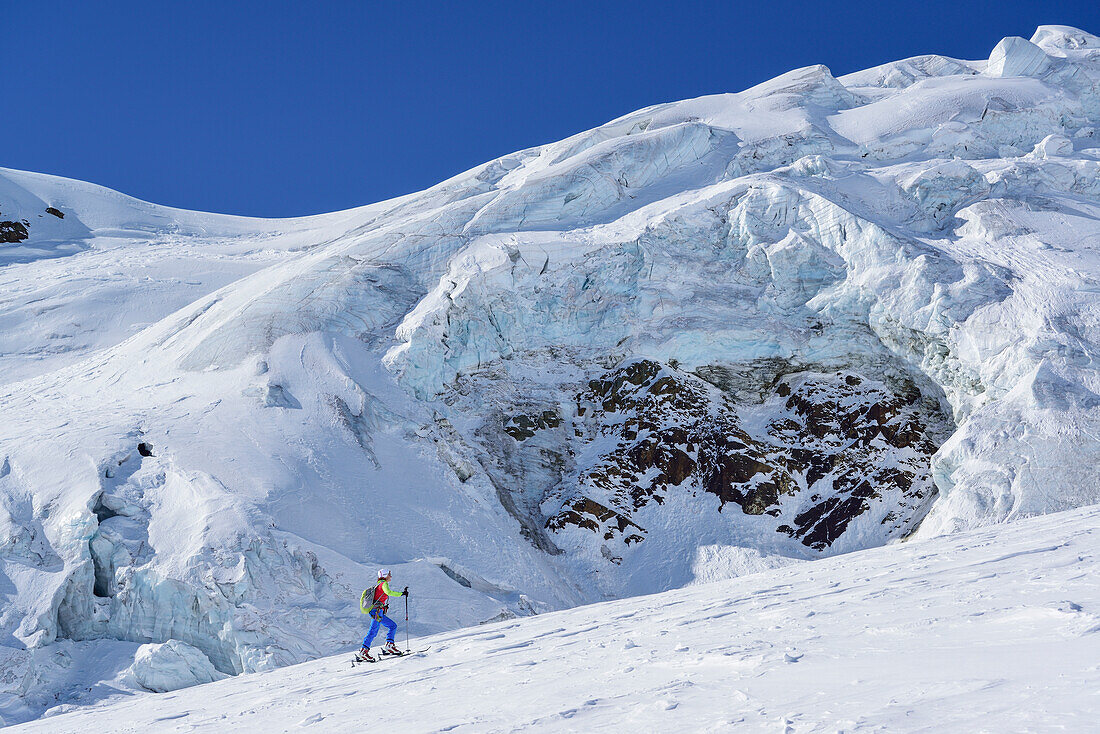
7, 1, 1100, 217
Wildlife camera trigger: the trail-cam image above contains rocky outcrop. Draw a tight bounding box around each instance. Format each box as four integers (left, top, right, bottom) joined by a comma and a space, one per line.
505, 411, 562, 441
0, 218, 29, 243
535, 360, 950, 555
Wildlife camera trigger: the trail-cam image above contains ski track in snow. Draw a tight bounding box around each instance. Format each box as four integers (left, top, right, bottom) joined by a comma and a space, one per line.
11, 505, 1100, 733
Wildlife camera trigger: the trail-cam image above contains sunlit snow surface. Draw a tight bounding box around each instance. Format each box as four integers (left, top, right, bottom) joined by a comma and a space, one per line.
13, 505, 1100, 733
3, 24, 1100, 726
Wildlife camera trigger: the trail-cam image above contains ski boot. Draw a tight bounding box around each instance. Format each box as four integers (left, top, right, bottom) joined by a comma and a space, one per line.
355, 647, 375, 663
382, 641, 403, 656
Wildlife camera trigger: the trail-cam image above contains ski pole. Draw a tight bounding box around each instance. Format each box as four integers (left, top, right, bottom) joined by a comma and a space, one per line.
405, 593, 410, 652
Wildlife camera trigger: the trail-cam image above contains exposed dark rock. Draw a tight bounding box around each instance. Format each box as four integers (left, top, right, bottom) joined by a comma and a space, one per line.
545, 359, 949, 555
504, 410, 562, 440
45, 207, 65, 219
546, 496, 646, 543
1, 220, 29, 243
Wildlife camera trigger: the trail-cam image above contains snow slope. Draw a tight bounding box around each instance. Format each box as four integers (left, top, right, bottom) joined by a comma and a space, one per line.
12, 503, 1100, 733
0, 166, 377, 384
4, 23, 1100, 725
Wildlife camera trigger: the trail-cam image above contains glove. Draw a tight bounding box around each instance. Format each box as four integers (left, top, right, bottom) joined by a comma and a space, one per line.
403, 586, 409, 596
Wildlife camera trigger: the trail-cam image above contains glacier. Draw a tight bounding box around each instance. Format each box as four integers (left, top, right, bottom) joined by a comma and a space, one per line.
2, 24, 1100, 725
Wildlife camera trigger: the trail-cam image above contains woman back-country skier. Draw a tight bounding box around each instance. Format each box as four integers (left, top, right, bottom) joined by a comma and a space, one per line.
356, 569, 408, 662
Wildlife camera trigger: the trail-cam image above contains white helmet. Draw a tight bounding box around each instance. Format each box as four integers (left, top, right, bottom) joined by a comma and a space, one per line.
377, 568, 391, 579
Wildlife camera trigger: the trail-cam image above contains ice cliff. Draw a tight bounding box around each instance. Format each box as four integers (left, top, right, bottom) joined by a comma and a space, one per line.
3, 24, 1100, 725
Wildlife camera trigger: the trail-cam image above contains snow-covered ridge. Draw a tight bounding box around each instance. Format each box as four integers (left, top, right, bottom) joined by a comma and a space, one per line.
3, 24, 1100, 725
14, 503, 1100, 733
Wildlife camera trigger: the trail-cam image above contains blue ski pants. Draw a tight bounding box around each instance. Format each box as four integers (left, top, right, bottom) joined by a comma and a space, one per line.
362, 611, 397, 648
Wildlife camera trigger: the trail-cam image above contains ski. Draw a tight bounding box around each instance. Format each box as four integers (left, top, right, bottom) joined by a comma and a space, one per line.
350, 646, 430, 668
